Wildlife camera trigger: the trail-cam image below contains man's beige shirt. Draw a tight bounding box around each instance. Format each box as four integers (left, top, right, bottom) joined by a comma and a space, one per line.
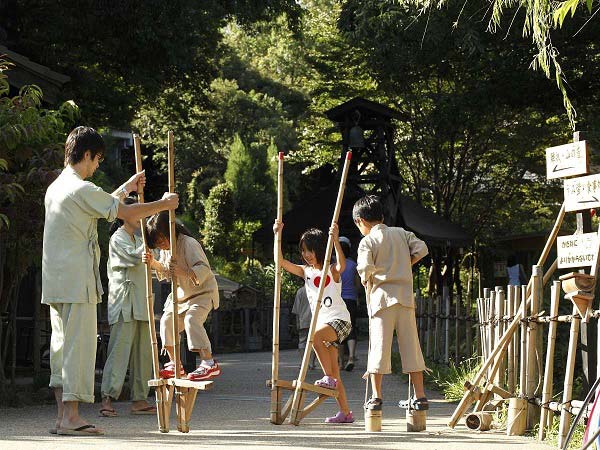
42, 165, 119, 304
356, 224, 428, 317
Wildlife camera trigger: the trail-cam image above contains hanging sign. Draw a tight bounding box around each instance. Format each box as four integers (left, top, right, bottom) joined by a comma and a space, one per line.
564, 173, 600, 212
546, 141, 589, 180
557, 232, 598, 268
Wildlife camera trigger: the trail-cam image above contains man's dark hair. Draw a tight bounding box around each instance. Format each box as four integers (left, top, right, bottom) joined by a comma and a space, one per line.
64, 126, 105, 166
145, 210, 192, 249
299, 228, 326, 266
352, 195, 384, 223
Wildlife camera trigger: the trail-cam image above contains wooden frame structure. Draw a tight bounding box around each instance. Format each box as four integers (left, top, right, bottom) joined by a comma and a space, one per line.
141, 131, 212, 433
287, 150, 352, 426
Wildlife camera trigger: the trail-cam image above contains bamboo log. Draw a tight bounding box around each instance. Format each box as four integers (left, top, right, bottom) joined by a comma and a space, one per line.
288, 151, 352, 425
526, 266, 542, 428
558, 305, 581, 448
270, 152, 284, 424
426, 295, 432, 358
507, 286, 515, 394
538, 281, 561, 441
135, 135, 168, 432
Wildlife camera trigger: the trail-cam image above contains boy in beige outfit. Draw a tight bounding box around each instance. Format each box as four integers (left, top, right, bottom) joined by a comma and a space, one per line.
144, 211, 221, 381
353, 195, 429, 411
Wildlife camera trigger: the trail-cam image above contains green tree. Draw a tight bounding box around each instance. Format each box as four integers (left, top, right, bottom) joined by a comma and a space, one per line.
202, 182, 235, 257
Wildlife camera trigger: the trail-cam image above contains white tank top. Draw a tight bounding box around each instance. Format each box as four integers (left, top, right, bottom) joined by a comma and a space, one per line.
303, 266, 351, 326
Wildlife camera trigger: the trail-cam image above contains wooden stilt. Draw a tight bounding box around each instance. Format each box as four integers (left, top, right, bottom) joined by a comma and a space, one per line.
268, 152, 293, 425
538, 281, 561, 441
135, 135, 169, 433
288, 151, 352, 426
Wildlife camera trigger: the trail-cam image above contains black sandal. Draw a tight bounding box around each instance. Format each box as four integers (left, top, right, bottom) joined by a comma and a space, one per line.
364, 397, 383, 411
398, 396, 429, 411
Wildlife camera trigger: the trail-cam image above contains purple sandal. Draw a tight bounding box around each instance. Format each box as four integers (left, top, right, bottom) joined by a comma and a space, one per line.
325, 411, 354, 423
314, 375, 337, 389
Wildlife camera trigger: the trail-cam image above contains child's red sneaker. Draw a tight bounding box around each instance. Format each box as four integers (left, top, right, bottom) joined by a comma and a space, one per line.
159, 362, 186, 379
188, 361, 221, 381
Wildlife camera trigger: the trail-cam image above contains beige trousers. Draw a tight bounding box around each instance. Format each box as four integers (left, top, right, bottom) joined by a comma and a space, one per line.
160, 300, 212, 352
49, 303, 97, 403
367, 303, 426, 374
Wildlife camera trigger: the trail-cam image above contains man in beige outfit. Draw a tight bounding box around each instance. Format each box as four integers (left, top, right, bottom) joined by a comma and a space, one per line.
42, 126, 178, 435
353, 195, 429, 411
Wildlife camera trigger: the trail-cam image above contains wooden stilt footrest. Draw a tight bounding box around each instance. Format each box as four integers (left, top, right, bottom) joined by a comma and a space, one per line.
268, 379, 295, 425
292, 380, 339, 398
266, 379, 295, 390
148, 378, 213, 390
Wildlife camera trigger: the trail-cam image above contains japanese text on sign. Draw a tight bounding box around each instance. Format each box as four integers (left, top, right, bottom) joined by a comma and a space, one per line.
564, 173, 600, 212
557, 233, 598, 269
546, 141, 588, 180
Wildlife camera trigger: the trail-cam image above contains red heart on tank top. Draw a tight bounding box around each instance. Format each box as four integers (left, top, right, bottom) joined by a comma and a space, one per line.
314, 275, 331, 288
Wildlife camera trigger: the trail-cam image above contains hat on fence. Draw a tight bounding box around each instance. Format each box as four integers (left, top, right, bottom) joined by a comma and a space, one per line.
339, 236, 351, 247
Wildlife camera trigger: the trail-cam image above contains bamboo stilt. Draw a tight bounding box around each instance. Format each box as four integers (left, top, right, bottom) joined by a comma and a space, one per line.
538, 281, 561, 441
136, 135, 169, 433
269, 152, 287, 425
288, 151, 352, 426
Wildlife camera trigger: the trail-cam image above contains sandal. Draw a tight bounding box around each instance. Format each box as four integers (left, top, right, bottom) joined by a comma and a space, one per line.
364, 397, 383, 411
314, 375, 337, 389
344, 359, 355, 372
398, 396, 429, 411
99, 407, 118, 417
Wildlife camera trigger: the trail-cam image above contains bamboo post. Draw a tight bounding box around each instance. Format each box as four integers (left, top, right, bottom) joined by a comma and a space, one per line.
434, 296, 441, 361
269, 152, 285, 424
495, 287, 505, 388
455, 293, 460, 361
288, 151, 352, 425
558, 306, 581, 448
167, 131, 185, 429
444, 286, 450, 363
526, 266, 542, 429
488, 290, 496, 382
538, 281, 561, 441
465, 275, 472, 357
519, 285, 527, 397
426, 296, 432, 358
135, 135, 168, 432
512, 285, 520, 395
507, 286, 515, 394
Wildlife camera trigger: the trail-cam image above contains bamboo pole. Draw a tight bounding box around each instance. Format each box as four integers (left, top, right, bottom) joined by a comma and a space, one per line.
512, 285, 520, 396
434, 296, 441, 361
135, 135, 168, 432
558, 305, 581, 448
526, 266, 542, 429
455, 294, 460, 361
288, 151, 352, 425
488, 290, 495, 382
167, 131, 184, 426
465, 274, 472, 357
444, 286, 450, 363
426, 296, 432, 358
270, 152, 284, 424
519, 285, 527, 397
448, 203, 565, 428
495, 287, 505, 389
538, 281, 561, 441
507, 286, 515, 394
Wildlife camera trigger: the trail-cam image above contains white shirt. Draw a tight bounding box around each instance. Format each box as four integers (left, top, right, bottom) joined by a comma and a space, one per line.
303, 266, 350, 326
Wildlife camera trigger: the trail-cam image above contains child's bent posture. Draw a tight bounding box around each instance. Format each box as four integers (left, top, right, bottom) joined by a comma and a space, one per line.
273, 220, 354, 423
144, 211, 221, 382
353, 195, 429, 411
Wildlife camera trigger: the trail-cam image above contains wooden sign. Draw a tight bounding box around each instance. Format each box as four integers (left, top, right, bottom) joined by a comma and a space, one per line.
494, 261, 507, 278
557, 233, 598, 268
564, 173, 600, 212
546, 141, 588, 180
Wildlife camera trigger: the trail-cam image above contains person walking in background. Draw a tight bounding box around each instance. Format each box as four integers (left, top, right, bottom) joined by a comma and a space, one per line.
338, 236, 359, 372
292, 286, 317, 369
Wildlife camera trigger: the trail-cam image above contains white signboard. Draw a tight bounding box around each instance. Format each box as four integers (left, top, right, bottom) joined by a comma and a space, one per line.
546, 141, 589, 180
564, 173, 600, 212
493, 261, 507, 278
557, 233, 598, 268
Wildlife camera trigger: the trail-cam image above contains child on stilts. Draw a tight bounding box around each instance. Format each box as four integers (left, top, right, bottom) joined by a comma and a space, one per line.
353, 195, 429, 412
273, 220, 354, 423
144, 211, 221, 381
100, 197, 155, 417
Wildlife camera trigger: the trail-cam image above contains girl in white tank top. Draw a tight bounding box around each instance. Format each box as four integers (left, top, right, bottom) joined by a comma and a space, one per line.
273, 220, 354, 424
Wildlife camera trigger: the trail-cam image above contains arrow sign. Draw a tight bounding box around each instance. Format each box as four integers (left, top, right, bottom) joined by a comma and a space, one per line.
546, 141, 588, 180
564, 173, 600, 212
